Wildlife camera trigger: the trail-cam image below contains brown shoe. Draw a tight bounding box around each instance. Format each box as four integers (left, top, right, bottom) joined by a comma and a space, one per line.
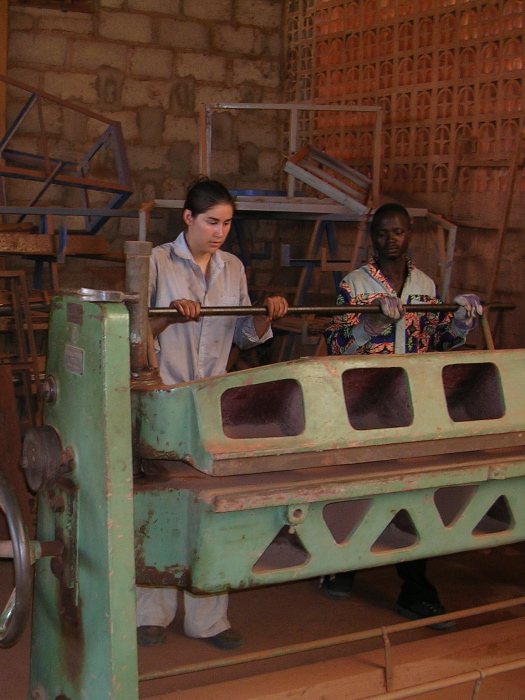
137, 625, 167, 646
205, 628, 245, 650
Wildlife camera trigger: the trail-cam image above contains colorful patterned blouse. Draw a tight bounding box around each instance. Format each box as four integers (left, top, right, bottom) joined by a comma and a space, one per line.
324, 259, 466, 355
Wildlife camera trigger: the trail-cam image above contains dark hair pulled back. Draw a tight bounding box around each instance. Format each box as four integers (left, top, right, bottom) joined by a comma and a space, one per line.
183, 177, 235, 217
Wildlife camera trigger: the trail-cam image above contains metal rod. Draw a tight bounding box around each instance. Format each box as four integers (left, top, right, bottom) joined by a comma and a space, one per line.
16, 162, 65, 224
369, 658, 525, 700
0, 73, 119, 125
206, 102, 382, 112
0, 207, 139, 216
471, 674, 484, 700
0, 301, 514, 328
480, 313, 496, 350
382, 626, 393, 692
138, 595, 525, 682
288, 107, 298, 197
0, 303, 514, 319
148, 303, 515, 318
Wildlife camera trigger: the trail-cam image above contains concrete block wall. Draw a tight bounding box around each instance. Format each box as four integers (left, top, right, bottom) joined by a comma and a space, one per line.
6, 0, 284, 251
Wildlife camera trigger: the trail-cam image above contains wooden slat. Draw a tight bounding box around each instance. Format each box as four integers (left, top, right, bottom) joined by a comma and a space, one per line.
284, 161, 370, 215
0, 366, 33, 536
0, 164, 132, 194
0, 232, 107, 255
289, 146, 310, 165
0, 318, 48, 332
296, 160, 368, 201
147, 618, 525, 700
487, 139, 524, 303
307, 145, 372, 187
290, 145, 371, 194
0, 2, 6, 137
0, 2, 6, 272
285, 144, 372, 215
0, 222, 36, 232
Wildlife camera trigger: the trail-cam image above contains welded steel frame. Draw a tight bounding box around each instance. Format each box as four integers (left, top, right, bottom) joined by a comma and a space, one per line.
0, 74, 133, 234
199, 102, 383, 205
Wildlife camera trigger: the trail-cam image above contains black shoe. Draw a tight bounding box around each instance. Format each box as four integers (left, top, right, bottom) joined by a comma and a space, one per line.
205, 628, 245, 650
137, 625, 167, 646
320, 572, 354, 600
396, 600, 456, 631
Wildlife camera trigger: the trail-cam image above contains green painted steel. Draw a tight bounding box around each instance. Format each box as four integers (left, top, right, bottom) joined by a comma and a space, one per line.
26, 292, 525, 698
29, 296, 138, 700
132, 350, 525, 475
132, 337, 525, 594
135, 451, 525, 593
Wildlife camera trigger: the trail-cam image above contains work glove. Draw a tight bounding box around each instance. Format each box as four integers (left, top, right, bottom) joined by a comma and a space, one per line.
452, 294, 483, 333
362, 296, 404, 336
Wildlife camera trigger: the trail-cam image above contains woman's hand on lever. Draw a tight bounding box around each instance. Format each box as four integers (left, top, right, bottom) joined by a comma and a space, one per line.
150, 298, 201, 337
264, 295, 288, 322
169, 298, 201, 322
254, 295, 288, 337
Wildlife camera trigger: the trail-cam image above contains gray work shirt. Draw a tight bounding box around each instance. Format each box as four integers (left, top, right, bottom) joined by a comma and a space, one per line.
149, 232, 272, 385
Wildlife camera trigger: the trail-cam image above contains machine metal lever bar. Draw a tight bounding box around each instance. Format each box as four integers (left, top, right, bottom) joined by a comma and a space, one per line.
149, 302, 514, 318
0, 298, 511, 318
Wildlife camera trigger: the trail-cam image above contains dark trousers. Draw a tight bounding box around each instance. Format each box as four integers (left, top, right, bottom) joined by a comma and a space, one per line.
339, 559, 440, 605
395, 559, 439, 606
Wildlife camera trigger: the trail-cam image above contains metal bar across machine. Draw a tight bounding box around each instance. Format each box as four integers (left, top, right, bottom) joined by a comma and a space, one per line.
149, 303, 513, 318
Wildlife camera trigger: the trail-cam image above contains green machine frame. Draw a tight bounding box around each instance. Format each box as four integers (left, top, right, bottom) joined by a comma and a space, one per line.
1, 275, 524, 698
29, 297, 138, 699
133, 347, 525, 593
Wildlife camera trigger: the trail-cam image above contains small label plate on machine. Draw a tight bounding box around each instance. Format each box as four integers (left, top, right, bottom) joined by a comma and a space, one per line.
64, 345, 84, 375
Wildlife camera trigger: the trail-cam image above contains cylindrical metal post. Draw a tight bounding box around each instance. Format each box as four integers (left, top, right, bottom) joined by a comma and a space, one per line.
124, 240, 152, 374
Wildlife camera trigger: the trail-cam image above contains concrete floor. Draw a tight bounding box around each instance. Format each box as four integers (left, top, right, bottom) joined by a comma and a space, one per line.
2, 543, 525, 699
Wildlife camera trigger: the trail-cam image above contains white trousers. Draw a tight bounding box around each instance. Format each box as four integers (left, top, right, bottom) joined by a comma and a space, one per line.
136, 586, 230, 639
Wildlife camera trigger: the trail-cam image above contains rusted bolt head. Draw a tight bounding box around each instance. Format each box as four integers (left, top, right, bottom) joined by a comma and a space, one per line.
38, 375, 57, 405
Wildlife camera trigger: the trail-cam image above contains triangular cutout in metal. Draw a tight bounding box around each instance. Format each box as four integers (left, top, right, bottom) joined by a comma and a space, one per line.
323, 499, 373, 544
371, 509, 418, 552
434, 485, 477, 526
473, 495, 514, 535
252, 525, 310, 573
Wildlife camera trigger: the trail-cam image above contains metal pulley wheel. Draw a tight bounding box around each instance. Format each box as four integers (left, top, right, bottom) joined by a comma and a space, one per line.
0, 470, 32, 647
21, 425, 74, 493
